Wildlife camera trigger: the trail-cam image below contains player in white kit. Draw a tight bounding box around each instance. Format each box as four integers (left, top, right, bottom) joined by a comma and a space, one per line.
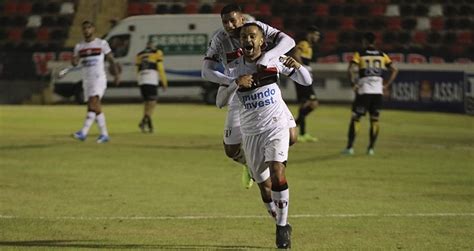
216, 23, 313, 249
71, 21, 120, 143
201, 4, 297, 189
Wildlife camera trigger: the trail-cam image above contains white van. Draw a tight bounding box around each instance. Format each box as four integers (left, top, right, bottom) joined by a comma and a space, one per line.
54, 14, 223, 103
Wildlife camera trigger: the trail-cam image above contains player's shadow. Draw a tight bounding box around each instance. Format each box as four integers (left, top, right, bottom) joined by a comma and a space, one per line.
0, 240, 270, 250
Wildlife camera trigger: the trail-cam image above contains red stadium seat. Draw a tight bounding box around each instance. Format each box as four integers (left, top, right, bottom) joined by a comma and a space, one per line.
212, 3, 224, 14
340, 17, 355, 30
7, 28, 22, 42
243, 4, 257, 15
141, 3, 155, 15
322, 31, 338, 45
370, 5, 385, 16
458, 31, 472, 44
17, 2, 32, 15
258, 3, 271, 17
430, 17, 444, 31
184, 3, 198, 14
269, 17, 284, 30
314, 4, 329, 16
127, 3, 141, 16
387, 17, 402, 30
3, 1, 17, 14
413, 31, 427, 44
36, 27, 50, 41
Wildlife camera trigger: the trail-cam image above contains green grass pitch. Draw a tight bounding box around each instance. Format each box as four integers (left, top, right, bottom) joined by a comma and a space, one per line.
0, 104, 473, 250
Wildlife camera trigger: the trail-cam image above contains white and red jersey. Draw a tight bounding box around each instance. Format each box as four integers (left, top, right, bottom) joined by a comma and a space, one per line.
204, 21, 285, 109
227, 57, 306, 135
73, 38, 112, 82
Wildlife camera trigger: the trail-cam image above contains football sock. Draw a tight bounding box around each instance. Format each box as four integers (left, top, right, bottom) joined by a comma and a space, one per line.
368, 120, 379, 149
232, 148, 247, 165
80, 111, 96, 135
347, 119, 360, 149
96, 113, 109, 136
272, 185, 289, 226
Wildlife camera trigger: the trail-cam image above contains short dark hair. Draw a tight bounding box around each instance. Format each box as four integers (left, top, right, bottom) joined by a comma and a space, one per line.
307, 25, 319, 33
240, 22, 264, 35
363, 32, 376, 44
220, 4, 242, 16
82, 20, 94, 26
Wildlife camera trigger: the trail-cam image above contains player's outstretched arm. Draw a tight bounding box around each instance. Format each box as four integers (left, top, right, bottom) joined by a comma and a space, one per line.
201, 59, 234, 86
283, 56, 312, 86
216, 82, 238, 108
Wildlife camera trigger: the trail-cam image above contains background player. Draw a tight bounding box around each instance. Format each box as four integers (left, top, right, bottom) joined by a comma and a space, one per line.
292, 26, 320, 142
136, 41, 168, 133
342, 32, 398, 155
202, 3, 296, 189
72, 20, 120, 143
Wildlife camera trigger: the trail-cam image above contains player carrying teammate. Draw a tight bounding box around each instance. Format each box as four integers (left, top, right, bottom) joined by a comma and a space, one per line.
202, 4, 297, 189
72, 20, 120, 143
217, 23, 313, 249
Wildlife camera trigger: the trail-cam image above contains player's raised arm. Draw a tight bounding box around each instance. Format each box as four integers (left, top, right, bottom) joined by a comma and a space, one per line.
201, 36, 234, 86
281, 56, 312, 86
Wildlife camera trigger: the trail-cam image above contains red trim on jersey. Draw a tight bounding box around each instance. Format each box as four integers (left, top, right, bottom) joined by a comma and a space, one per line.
79, 48, 102, 57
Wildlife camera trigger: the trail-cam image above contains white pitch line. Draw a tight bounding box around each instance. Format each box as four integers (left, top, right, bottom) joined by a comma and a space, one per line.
0, 213, 473, 221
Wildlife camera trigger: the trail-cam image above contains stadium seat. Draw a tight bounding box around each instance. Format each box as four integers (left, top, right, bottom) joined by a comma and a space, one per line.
169, 4, 183, 14
340, 17, 355, 30
322, 31, 338, 45
329, 5, 341, 16
22, 28, 36, 40
36, 27, 50, 41
416, 17, 430, 30
457, 18, 471, 30
32, 2, 45, 14
401, 18, 417, 30
59, 2, 75, 15
269, 17, 284, 30
442, 32, 457, 44
243, 3, 257, 15
46, 2, 60, 14
283, 17, 297, 31
430, 17, 444, 31
398, 31, 411, 44
355, 5, 369, 16
26, 15, 42, 28
212, 3, 224, 14
369, 18, 386, 30
184, 3, 198, 14
428, 4, 443, 17
338, 31, 353, 44
7, 28, 22, 42
57, 16, 73, 28
271, 3, 285, 16
0, 28, 6, 40
50, 28, 66, 40
414, 4, 428, 16
326, 18, 341, 29
258, 3, 271, 16
141, 3, 155, 15
413, 31, 427, 44
400, 5, 414, 16
427, 32, 442, 44
199, 4, 212, 14
3, 1, 17, 14
127, 3, 141, 16
370, 5, 385, 16
355, 18, 369, 30
384, 4, 400, 16
387, 17, 402, 30
457, 31, 472, 44
12, 16, 27, 27
458, 4, 473, 16
342, 5, 355, 16
41, 16, 56, 27
382, 31, 397, 44
156, 4, 168, 14
443, 5, 458, 17
314, 4, 329, 16
17, 2, 32, 15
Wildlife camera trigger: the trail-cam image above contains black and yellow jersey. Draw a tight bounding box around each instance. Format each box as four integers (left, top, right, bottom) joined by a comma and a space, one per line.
136, 48, 163, 72
352, 47, 392, 78
296, 40, 312, 66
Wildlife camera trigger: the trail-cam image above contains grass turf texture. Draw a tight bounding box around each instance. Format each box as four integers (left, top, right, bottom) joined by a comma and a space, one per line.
0, 104, 473, 250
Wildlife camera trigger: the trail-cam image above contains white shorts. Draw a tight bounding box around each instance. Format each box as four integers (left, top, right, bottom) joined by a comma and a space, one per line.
223, 106, 242, 145
83, 77, 107, 102
223, 105, 295, 144
242, 126, 289, 184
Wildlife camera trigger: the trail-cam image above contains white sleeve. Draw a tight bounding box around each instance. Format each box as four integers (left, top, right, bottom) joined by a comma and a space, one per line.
255, 21, 296, 66
102, 40, 112, 55
216, 81, 238, 108
278, 62, 312, 86
201, 60, 234, 85
73, 44, 80, 57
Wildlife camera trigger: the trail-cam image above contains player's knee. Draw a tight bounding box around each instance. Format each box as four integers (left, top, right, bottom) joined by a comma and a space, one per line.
289, 129, 297, 146
351, 113, 361, 121
309, 100, 319, 109
223, 143, 240, 158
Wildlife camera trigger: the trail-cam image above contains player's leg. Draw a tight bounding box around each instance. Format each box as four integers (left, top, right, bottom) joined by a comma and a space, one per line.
264, 127, 291, 249
289, 127, 297, 146
73, 85, 96, 141
342, 94, 365, 155
88, 82, 109, 143
367, 94, 382, 155
295, 84, 318, 142
139, 85, 158, 133
283, 104, 297, 146
224, 109, 253, 189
